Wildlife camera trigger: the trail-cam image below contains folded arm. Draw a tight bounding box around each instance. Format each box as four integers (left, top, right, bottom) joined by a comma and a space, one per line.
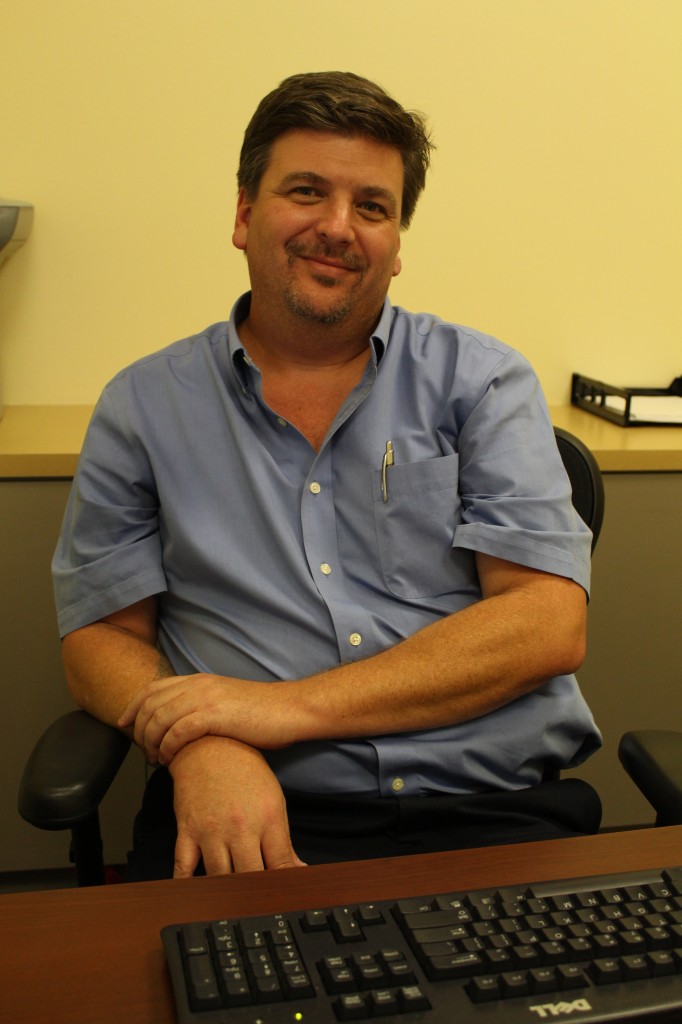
121, 553, 587, 764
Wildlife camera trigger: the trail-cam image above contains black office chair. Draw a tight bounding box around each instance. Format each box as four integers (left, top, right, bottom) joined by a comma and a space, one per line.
553, 426, 604, 553
18, 427, 606, 886
618, 731, 682, 827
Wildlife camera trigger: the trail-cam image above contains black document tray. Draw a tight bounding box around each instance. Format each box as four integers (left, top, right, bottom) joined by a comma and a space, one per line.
572, 372, 682, 427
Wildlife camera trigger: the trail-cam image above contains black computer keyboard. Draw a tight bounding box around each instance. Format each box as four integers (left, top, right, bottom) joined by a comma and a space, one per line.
161, 865, 682, 1024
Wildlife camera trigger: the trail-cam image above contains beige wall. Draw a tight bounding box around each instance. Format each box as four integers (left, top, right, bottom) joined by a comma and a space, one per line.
1, 0, 680, 407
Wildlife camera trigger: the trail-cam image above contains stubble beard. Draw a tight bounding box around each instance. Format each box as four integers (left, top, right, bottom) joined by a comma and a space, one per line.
283, 243, 364, 326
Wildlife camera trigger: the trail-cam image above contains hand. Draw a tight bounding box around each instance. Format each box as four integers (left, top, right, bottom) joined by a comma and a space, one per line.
169, 735, 306, 876
118, 673, 296, 765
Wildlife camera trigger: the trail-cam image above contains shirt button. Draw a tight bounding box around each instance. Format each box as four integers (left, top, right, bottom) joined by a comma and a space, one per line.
391, 778, 405, 793
349, 633, 362, 647
309, 482, 321, 494
276, 417, 287, 428
320, 563, 332, 576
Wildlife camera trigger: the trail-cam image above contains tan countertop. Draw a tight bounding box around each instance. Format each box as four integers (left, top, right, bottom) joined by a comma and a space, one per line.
1, 403, 681, 478
549, 405, 682, 472
0, 405, 93, 477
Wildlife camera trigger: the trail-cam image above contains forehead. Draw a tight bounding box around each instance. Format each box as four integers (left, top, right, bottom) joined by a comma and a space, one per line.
263, 129, 404, 197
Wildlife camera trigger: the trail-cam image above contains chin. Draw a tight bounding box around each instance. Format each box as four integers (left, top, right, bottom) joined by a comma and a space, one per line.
284, 289, 353, 326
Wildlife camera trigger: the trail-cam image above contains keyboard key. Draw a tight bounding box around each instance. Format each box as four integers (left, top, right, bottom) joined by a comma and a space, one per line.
385, 961, 416, 985
466, 975, 501, 1002
395, 898, 434, 915
588, 957, 622, 985
619, 930, 648, 954
621, 954, 650, 981
556, 964, 588, 990
212, 921, 239, 953
358, 904, 385, 926
540, 940, 568, 964
648, 950, 678, 977
357, 963, 387, 989
220, 969, 252, 1006
302, 909, 328, 932
283, 971, 315, 999
181, 923, 209, 956
368, 989, 399, 1016
241, 926, 266, 949
402, 909, 472, 931
426, 951, 483, 980
335, 993, 368, 1020
187, 953, 221, 1011
399, 985, 430, 1012
331, 908, 364, 943
321, 964, 356, 994
530, 967, 559, 993
254, 975, 282, 1002
500, 970, 531, 997
512, 944, 543, 969
645, 926, 673, 949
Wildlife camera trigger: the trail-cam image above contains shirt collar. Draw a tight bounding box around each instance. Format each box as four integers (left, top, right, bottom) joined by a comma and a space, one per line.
227, 291, 394, 387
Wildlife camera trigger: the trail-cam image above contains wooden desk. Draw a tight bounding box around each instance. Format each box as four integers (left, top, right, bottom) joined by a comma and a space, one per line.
2, 827, 682, 1024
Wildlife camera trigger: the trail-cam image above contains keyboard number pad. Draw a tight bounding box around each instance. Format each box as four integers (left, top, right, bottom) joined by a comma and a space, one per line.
180, 915, 314, 1012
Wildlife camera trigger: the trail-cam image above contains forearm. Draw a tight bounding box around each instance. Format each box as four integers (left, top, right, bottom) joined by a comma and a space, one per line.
62, 604, 171, 728
291, 570, 586, 743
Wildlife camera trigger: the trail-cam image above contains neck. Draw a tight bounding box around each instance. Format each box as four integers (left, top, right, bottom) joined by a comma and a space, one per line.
238, 301, 378, 372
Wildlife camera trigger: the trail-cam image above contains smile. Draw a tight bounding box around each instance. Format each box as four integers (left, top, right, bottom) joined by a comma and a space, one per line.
286, 243, 366, 275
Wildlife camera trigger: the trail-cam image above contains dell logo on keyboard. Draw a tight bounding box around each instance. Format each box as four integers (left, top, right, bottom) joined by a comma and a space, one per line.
529, 1000, 593, 1018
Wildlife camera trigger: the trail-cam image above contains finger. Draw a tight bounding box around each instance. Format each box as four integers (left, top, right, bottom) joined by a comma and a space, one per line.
119, 680, 171, 729
260, 820, 304, 871
173, 831, 202, 879
118, 693, 146, 728
200, 837, 238, 877
118, 675, 189, 728
228, 835, 267, 874
158, 713, 211, 765
136, 691, 199, 762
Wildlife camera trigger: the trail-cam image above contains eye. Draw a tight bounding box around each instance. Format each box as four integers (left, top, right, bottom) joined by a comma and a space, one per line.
358, 200, 388, 221
290, 186, 322, 201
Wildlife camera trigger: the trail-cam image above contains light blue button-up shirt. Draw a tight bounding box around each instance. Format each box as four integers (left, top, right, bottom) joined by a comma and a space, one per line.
53, 294, 601, 797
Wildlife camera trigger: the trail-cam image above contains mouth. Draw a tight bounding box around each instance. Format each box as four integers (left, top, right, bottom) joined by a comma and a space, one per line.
287, 244, 366, 276
306, 256, 356, 279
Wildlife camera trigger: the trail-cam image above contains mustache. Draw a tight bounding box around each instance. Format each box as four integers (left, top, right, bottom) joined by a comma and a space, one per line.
285, 241, 367, 273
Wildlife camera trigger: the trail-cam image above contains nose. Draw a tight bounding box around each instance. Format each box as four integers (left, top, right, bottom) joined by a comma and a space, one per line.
315, 198, 356, 245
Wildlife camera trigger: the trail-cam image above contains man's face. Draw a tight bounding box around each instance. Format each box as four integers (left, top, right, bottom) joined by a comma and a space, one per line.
232, 130, 403, 330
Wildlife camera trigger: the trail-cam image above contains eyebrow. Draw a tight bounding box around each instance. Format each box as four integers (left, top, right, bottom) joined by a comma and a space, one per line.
277, 171, 399, 214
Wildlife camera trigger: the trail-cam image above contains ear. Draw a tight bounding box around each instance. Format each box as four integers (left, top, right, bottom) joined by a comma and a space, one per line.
392, 238, 402, 278
232, 188, 252, 252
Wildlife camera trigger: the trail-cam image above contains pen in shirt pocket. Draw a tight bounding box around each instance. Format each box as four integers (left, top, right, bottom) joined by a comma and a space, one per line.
381, 441, 394, 502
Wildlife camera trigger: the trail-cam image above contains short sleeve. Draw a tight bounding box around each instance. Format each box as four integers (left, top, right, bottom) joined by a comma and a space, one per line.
452, 348, 592, 593
52, 388, 167, 636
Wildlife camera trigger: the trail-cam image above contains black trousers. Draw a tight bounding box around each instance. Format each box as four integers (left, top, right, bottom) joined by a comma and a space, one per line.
126, 768, 601, 882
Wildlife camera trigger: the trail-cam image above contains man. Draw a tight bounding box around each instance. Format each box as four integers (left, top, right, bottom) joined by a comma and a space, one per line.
53, 71, 601, 880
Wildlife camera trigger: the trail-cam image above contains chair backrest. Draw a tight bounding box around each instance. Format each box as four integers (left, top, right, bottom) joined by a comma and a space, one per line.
553, 426, 605, 551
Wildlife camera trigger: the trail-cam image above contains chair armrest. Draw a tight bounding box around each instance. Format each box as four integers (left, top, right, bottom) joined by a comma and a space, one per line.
618, 730, 682, 826
18, 710, 131, 830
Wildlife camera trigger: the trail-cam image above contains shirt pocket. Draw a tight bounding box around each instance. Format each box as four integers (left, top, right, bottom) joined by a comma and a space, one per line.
373, 453, 463, 599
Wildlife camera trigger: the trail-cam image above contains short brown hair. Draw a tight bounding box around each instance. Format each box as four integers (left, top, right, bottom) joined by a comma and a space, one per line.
237, 71, 434, 229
